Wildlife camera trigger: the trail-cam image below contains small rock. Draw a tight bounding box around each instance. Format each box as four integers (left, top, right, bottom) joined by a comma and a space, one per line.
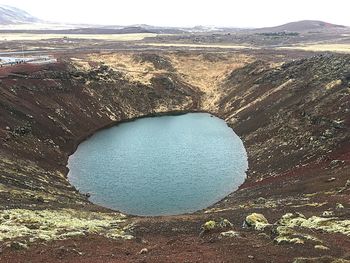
248, 255, 254, 259
345, 180, 350, 187
218, 218, 233, 228
330, 160, 345, 166
336, 203, 344, 209
255, 197, 266, 204
138, 248, 148, 254
338, 179, 350, 193
219, 230, 240, 238
3, 214, 10, 220
322, 211, 334, 217
72, 248, 84, 256
10, 241, 28, 250
326, 177, 336, 182
122, 235, 134, 240
314, 245, 329, 250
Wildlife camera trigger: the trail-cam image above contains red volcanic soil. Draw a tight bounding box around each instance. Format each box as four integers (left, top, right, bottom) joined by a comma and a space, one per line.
2, 232, 349, 263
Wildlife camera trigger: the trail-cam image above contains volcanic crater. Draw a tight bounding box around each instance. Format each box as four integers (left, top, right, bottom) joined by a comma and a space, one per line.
0, 50, 349, 262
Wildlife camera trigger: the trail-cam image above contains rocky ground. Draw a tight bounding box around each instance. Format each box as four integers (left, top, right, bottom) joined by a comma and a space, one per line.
0, 48, 349, 262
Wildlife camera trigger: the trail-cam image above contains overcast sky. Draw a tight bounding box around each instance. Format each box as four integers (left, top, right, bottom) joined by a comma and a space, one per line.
1, 0, 349, 27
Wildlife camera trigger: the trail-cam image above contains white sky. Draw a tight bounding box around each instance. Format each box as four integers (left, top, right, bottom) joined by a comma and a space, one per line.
1, 0, 350, 27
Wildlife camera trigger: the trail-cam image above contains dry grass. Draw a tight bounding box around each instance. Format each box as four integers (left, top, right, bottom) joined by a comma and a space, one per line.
279, 44, 350, 53
168, 53, 253, 110
140, 43, 258, 50
74, 52, 253, 111
0, 33, 157, 41
85, 52, 166, 85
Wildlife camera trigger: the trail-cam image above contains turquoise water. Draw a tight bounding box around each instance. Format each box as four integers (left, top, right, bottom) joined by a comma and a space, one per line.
67, 113, 248, 216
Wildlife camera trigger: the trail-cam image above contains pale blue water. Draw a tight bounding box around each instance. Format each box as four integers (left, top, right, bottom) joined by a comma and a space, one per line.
67, 113, 248, 216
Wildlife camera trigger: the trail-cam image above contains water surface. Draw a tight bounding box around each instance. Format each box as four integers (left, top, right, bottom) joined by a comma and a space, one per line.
68, 113, 248, 216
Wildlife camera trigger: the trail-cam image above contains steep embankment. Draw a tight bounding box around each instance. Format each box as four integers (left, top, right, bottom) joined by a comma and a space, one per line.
0, 52, 349, 262
0, 61, 198, 210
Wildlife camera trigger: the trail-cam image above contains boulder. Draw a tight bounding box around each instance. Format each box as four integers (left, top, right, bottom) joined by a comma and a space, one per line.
244, 213, 269, 230
138, 248, 148, 254
219, 230, 239, 238
202, 220, 216, 231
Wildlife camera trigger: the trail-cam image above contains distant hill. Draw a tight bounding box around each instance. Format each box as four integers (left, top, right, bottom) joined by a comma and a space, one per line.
0, 5, 348, 36
255, 20, 347, 33
0, 5, 40, 24
0, 26, 185, 35
101, 25, 186, 34
64, 26, 153, 34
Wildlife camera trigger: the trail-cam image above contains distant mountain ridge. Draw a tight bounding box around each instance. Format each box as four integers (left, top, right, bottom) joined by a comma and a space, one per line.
255, 20, 348, 33
0, 5, 348, 34
0, 5, 40, 24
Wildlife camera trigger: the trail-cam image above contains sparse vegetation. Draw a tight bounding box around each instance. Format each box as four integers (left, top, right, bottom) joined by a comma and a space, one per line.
0, 209, 134, 243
